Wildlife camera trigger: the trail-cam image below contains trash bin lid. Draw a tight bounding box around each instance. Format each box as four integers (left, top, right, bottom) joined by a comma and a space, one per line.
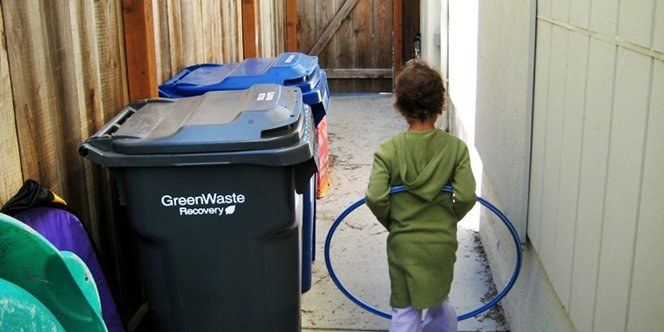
159, 52, 320, 97
113, 84, 305, 155
80, 84, 317, 182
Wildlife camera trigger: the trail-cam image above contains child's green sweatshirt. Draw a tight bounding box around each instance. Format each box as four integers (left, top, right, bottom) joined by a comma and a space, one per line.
366, 128, 476, 309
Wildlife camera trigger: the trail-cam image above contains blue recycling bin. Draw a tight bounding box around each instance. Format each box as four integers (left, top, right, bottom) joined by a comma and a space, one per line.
159, 52, 329, 126
159, 52, 330, 293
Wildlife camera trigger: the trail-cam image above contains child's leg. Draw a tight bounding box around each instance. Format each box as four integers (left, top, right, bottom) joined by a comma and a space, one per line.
390, 306, 423, 332
422, 299, 457, 332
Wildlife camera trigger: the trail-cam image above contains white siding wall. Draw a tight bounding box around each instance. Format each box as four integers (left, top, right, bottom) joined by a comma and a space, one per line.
447, 0, 478, 145
530, 0, 664, 330
472, 1, 577, 330
475, 0, 533, 239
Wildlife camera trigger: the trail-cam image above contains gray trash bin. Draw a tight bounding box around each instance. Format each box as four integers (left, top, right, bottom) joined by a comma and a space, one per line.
79, 84, 317, 332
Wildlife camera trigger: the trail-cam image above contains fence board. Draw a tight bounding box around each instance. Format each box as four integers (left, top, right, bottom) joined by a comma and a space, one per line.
655, 0, 664, 52
122, 0, 158, 100
538, 26, 568, 274
344, 1, 366, 91
393, 0, 403, 79
273, 0, 287, 55
0, 3, 23, 204
353, 0, 372, 91
568, 38, 616, 332
42, 0, 97, 234
627, 59, 664, 332
179, 0, 204, 64
317, 0, 341, 69
335, 0, 359, 91
3, 0, 65, 192
618, 0, 654, 48
539, 0, 553, 17
553, 31, 588, 309
570, 0, 591, 28
401, 0, 419, 63
242, 0, 259, 57
367, 1, 397, 92
258, 0, 285, 57
551, 0, 570, 22
95, 0, 129, 129
221, 0, 244, 63
295, 1, 317, 61
153, 0, 170, 82
286, 0, 297, 51
374, 2, 391, 61
183, 0, 196, 61
594, 48, 651, 332
201, 0, 222, 62
590, 0, 619, 36
167, 1, 184, 74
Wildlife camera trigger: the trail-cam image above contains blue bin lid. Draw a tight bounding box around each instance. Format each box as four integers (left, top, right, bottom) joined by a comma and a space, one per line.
302, 69, 329, 106
159, 52, 321, 98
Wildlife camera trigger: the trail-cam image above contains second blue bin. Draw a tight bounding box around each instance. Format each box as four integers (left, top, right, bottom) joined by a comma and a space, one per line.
159, 52, 329, 125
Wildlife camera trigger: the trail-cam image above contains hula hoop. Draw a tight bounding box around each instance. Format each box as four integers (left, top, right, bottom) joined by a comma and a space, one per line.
323, 185, 522, 320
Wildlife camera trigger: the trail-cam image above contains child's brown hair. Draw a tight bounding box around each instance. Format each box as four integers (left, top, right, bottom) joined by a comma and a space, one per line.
394, 60, 445, 122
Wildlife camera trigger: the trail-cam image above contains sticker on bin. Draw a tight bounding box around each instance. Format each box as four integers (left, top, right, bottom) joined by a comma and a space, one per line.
161, 192, 246, 217
257, 91, 276, 101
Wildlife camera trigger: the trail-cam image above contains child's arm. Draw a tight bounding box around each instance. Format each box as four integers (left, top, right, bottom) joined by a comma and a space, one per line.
452, 144, 477, 220
365, 151, 391, 229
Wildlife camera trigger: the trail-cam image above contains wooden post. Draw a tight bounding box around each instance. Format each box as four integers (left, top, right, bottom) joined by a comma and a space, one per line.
242, 0, 259, 58
285, 0, 298, 52
121, 0, 158, 101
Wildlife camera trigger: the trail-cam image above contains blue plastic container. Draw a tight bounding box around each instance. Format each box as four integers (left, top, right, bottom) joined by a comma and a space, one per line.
158, 52, 329, 293
159, 52, 329, 126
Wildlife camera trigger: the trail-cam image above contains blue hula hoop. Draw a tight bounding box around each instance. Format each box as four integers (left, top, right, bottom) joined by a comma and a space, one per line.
323, 185, 523, 320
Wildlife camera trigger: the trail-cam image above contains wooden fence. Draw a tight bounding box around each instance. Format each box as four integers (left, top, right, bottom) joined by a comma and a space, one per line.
0, 0, 287, 325
296, 0, 394, 92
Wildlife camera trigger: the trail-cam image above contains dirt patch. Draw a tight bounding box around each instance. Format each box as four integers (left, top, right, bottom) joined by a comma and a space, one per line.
329, 153, 339, 168
471, 231, 510, 328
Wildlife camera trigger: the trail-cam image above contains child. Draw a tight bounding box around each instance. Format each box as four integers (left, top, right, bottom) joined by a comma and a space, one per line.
365, 60, 477, 332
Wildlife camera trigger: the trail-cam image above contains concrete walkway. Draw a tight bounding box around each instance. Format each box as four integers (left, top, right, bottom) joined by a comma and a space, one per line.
301, 94, 510, 332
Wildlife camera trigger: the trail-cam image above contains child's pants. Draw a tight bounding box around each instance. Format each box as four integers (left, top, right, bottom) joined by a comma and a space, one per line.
389, 299, 457, 332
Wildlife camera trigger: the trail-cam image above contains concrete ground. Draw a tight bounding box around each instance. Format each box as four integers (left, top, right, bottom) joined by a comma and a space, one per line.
301, 94, 510, 332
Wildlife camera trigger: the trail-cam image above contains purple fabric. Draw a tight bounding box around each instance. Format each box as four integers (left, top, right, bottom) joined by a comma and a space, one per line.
14, 207, 124, 332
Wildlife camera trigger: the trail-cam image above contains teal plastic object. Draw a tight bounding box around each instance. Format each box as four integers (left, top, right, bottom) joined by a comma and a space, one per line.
0, 212, 107, 331
0, 277, 65, 331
